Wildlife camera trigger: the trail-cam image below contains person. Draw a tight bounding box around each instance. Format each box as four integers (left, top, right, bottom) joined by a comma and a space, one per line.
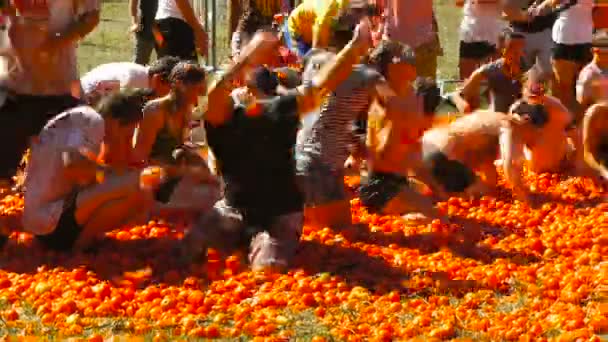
180, 21, 372, 273
80, 56, 180, 106
287, 0, 369, 57
457, 0, 505, 79
295, 38, 394, 230
510, 72, 573, 173
581, 102, 608, 180
131, 61, 217, 211
129, 0, 158, 65
383, 0, 442, 79
0, 0, 100, 183
420, 107, 549, 206
231, 5, 268, 60
19, 91, 164, 252
534, 0, 594, 112
502, 0, 557, 80
154, 0, 208, 61
360, 77, 444, 216
451, 30, 526, 114
577, 32, 608, 113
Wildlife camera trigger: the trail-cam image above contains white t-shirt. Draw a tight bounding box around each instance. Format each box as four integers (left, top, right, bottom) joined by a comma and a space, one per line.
156, 0, 186, 21
22, 106, 105, 235
552, 0, 593, 45
460, 0, 506, 45
80, 62, 150, 99
577, 61, 608, 105
1, 0, 100, 96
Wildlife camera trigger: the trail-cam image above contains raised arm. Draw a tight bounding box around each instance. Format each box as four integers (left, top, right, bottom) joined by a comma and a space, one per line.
582, 104, 608, 180
295, 18, 372, 114
45, 0, 99, 48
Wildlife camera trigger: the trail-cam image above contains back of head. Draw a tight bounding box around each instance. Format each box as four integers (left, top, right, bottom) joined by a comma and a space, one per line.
368, 40, 415, 78
169, 61, 206, 85
148, 56, 181, 81
96, 88, 152, 125
415, 77, 441, 116
510, 100, 549, 127
247, 66, 279, 96
236, 6, 268, 35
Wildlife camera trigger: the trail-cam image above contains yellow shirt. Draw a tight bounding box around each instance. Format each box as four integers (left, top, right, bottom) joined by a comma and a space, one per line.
288, 0, 349, 47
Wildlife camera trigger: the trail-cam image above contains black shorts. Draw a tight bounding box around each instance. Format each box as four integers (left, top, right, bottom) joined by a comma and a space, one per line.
36, 191, 83, 252
459, 41, 497, 60
359, 171, 409, 213
422, 150, 476, 194
155, 17, 198, 61
0, 94, 81, 179
552, 42, 592, 64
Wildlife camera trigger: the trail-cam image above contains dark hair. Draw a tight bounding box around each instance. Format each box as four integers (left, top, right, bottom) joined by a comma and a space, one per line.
247, 66, 279, 96
511, 101, 549, 127
96, 89, 151, 125
148, 56, 181, 81
368, 40, 415, 78
415, 77, 441, 116
169, 61, 206, 85
236, 7, 268, 36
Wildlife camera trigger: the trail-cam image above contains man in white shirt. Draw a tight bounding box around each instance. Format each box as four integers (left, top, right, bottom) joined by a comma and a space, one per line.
20, 91, 165, 252
80, 56, 180, 105
577, 32, 608, 112
0, 0, 100, 183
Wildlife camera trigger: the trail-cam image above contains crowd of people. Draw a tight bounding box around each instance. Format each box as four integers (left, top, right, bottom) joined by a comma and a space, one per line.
0, 0, 605, 274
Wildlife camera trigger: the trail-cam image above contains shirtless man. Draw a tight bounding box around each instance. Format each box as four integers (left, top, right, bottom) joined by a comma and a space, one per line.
0, 0, 100, 182
451, 30, 526, 114
420, 107, 548, 205
360, 77, 445, 216
16, 91, 164, 252
512, 70, 574, 173
581, 102, 608, 180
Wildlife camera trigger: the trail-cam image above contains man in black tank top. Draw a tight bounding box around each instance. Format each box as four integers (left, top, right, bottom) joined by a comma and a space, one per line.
502, 0, 556, 78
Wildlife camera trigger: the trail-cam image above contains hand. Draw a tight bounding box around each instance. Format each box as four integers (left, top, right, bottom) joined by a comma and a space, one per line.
129, 23, 142, 34
352, 17, 372, 53
139, 166, 168, 190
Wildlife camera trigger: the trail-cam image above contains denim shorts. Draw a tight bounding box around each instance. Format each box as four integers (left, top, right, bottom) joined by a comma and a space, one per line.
296, 153, 345, 207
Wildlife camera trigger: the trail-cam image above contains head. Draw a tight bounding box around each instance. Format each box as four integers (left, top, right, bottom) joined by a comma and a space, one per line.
236, 6, 268, 37
522, 67, 548, 103
509, 99, 549, 138
343, 0, 369, 24
96, 88, 150, 145
368, 40, 416, 88
414, 77, 441, 133
500, 30, 525, 72
148, 56, 181, 97
168, 61, 207, 105
246, 66, 280, 98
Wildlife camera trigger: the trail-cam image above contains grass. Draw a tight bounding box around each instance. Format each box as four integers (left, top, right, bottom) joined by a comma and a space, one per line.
78, 0, 462, 79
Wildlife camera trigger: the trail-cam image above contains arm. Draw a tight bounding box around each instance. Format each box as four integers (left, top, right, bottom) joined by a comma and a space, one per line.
582, 105, 608, 179
132, 103, 164, 165
129, 0, 139, 26
49, 0, 100, 47
501, 0, 529, 21
174, 0, 205, 33
499, 125, 530, 202
453, 68, 486, 113
294, 32, 369, 115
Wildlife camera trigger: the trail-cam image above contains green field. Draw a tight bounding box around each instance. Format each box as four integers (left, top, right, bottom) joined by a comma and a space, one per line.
77, 0, 463, 79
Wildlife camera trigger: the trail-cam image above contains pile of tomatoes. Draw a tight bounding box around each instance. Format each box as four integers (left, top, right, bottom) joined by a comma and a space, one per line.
0, 169, 606, 341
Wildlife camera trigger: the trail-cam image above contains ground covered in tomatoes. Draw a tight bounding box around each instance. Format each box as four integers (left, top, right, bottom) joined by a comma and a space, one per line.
0, 170, 606, 341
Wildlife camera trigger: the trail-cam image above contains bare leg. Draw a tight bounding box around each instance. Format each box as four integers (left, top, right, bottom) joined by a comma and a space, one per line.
74, 172, 141, 225
552, 59, 581, 113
